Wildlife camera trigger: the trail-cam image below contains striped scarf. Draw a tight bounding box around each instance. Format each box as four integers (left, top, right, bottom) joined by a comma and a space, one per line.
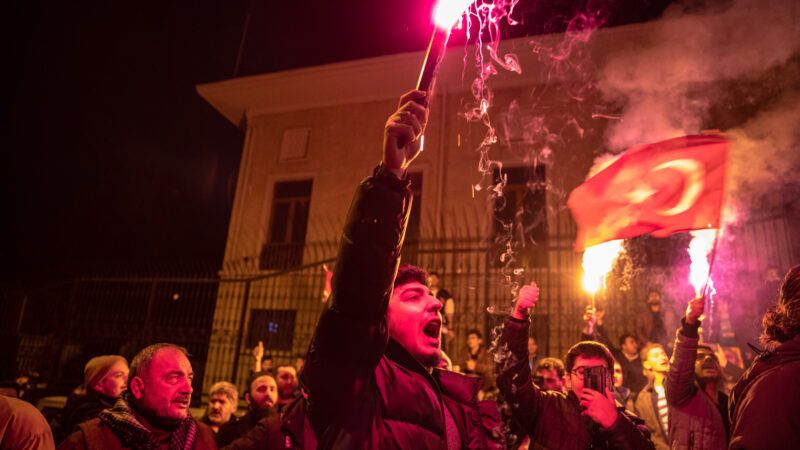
98, 393, 198, 450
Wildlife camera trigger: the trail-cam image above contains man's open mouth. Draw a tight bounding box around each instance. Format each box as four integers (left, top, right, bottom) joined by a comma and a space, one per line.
423, 319, 442, 339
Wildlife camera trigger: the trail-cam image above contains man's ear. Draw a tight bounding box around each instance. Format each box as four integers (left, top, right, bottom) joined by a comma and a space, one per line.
129, 376, 145, 400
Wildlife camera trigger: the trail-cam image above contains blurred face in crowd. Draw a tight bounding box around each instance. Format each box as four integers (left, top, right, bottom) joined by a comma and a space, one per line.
427, 273, 440, 289
695, 347, 722, 383
643, 345, 669, 373
276, 366, 298, 400
621, 336, 639, 356
261, 358, 273, 373
466, 333, 482, 352
613, 362, 623, 389
388, 281, 443, 368
536, 367, 565, 392
647, 291, 662, 312
567, 356, 609, 399
130, 348, 193, 421
206, 392, 236, 428
528, 337, 538, 357
94, 360, 129, 399
246, 375, 277, 412
294, 357, 305, 373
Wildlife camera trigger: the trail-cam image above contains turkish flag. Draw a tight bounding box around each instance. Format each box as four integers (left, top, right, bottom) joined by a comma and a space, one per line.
568, 134, 729, 250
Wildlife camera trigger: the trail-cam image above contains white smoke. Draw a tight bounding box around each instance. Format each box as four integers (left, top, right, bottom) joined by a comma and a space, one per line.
599, 0, 800, 150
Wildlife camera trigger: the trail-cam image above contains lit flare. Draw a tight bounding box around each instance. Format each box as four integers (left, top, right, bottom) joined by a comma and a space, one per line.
581, 239, 625, 296
433, 0, 474, 29
688, 229, 717, 297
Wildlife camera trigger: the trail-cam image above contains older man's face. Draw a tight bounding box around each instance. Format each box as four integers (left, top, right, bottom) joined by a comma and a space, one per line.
206, 392, 236, 426
131, 348, 193, 421
388, 281, 443, 367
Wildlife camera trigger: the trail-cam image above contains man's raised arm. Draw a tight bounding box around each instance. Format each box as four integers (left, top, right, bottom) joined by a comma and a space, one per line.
301, 90, 428, 420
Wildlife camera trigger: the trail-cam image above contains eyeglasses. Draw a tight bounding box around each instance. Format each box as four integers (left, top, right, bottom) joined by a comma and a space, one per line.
570, 367, 588, 379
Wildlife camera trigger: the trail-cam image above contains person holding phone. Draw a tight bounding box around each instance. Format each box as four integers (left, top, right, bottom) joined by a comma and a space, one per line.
496, 282, 654, 449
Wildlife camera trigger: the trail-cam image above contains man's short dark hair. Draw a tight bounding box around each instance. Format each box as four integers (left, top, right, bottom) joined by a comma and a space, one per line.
761, 264, 800, 349
394, 264, 429, 288
245, 371, 274, 396
466, 328, 482, 339
128, 343, 189, 385
535, 357, 566, 378
564, 341, 615, 373
618, 333, 638, 348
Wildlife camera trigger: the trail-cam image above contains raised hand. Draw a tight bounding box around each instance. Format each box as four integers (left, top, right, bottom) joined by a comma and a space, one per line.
383, 90, 429, 178
685, 296, 704, 325
512, 282, 539, 320
580, 388, 619, 429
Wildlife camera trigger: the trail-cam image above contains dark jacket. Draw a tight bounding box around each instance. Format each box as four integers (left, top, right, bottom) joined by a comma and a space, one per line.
666, 321, 728, 450
219, 396, 315, 450
301, 166, 504, 450
57, 418, 216, 450
216, 408, 274, 448
460, 346, 496, 391
498, 316, 654, 450
729, 334, 800, 449
60, 390, 117, 439
635, 308, 677, 349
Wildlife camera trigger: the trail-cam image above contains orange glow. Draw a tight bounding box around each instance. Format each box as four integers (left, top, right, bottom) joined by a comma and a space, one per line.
581, 239, 624, 295
688, 229, 717, 297
433, 0, 473, 29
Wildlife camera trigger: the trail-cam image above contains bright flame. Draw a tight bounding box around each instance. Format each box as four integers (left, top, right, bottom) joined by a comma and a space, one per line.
581, 240, 625, 294
688, 229, 717, 297
433, 0, 473, 29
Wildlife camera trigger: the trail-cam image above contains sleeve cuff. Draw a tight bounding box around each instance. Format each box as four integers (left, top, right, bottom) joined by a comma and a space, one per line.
680, 317, 701, 338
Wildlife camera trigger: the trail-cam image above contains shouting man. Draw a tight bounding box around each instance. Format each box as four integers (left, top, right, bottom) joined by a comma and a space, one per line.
300, 90, 503, 449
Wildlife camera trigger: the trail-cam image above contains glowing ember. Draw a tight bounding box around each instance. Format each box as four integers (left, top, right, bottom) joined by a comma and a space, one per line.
581, 239, 625, 295
688, 229, 717, 297
433, 0, 474, 29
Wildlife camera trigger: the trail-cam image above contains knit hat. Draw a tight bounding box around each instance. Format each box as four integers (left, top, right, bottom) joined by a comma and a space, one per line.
85, 355, 127, 388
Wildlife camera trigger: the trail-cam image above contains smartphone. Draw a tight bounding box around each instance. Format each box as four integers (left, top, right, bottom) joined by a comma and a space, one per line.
584, 366, 608, 394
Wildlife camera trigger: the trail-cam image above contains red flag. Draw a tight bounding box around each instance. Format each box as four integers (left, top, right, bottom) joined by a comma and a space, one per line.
568, 134, 729, 250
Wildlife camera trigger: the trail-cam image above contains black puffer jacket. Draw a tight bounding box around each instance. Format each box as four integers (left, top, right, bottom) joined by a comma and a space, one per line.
729, 334, 800, 449
497, 317, 655, 450
301, 166, 504, 450
60, 389, 117, 438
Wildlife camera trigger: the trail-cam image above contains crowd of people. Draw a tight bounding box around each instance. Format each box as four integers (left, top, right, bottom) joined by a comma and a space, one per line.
2, 91, 799, 449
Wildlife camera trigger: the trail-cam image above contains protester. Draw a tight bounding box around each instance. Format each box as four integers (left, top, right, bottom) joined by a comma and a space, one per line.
666, 296, 729, 449
274, 365, 298, 413
497, 281, 654, 449
634, 343, 670, 450
460, 328, 496, 391
201, 381, 238, 434
292, 355, 305, 374
611, 361, 632, 409
532, 357, 566, 393
58, 355, 129, 440
0, 394, 55, 449
582, 306, 647, 393
527, 337, 540, 371
58, 343, 216, 449
635, 289, 675, 348
251, 342, 273, 375
730, 264, 800, 449
216, 371, 277, 447
300, 90, 504, 449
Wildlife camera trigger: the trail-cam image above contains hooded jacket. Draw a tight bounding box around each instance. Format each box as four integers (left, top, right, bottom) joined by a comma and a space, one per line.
300, 166, 504, 450
728, 334, 800, 449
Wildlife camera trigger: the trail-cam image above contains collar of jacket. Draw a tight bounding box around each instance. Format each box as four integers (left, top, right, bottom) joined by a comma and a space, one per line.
280, 395, 306, 442
87, 388, 118, 407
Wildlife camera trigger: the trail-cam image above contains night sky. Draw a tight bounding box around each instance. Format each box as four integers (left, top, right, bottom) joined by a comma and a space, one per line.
4, 0, 674, 284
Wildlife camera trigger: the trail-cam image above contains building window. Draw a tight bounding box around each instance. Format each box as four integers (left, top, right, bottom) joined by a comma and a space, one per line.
247, 309, 297, 351
260, 180, 312, 270
492, 166, 548, 267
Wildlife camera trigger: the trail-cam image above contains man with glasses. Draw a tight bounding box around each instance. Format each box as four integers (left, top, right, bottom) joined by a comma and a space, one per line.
497, 282, 654, 449
666, 296, 729, 449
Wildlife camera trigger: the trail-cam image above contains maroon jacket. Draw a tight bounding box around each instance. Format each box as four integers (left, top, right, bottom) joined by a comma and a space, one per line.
301, 166, 504, 449
497, 317, 654, 450
729, 334, 800, 449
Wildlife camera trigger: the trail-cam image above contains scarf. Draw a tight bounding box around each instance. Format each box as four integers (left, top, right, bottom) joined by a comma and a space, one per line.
98, 393, 198, 450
